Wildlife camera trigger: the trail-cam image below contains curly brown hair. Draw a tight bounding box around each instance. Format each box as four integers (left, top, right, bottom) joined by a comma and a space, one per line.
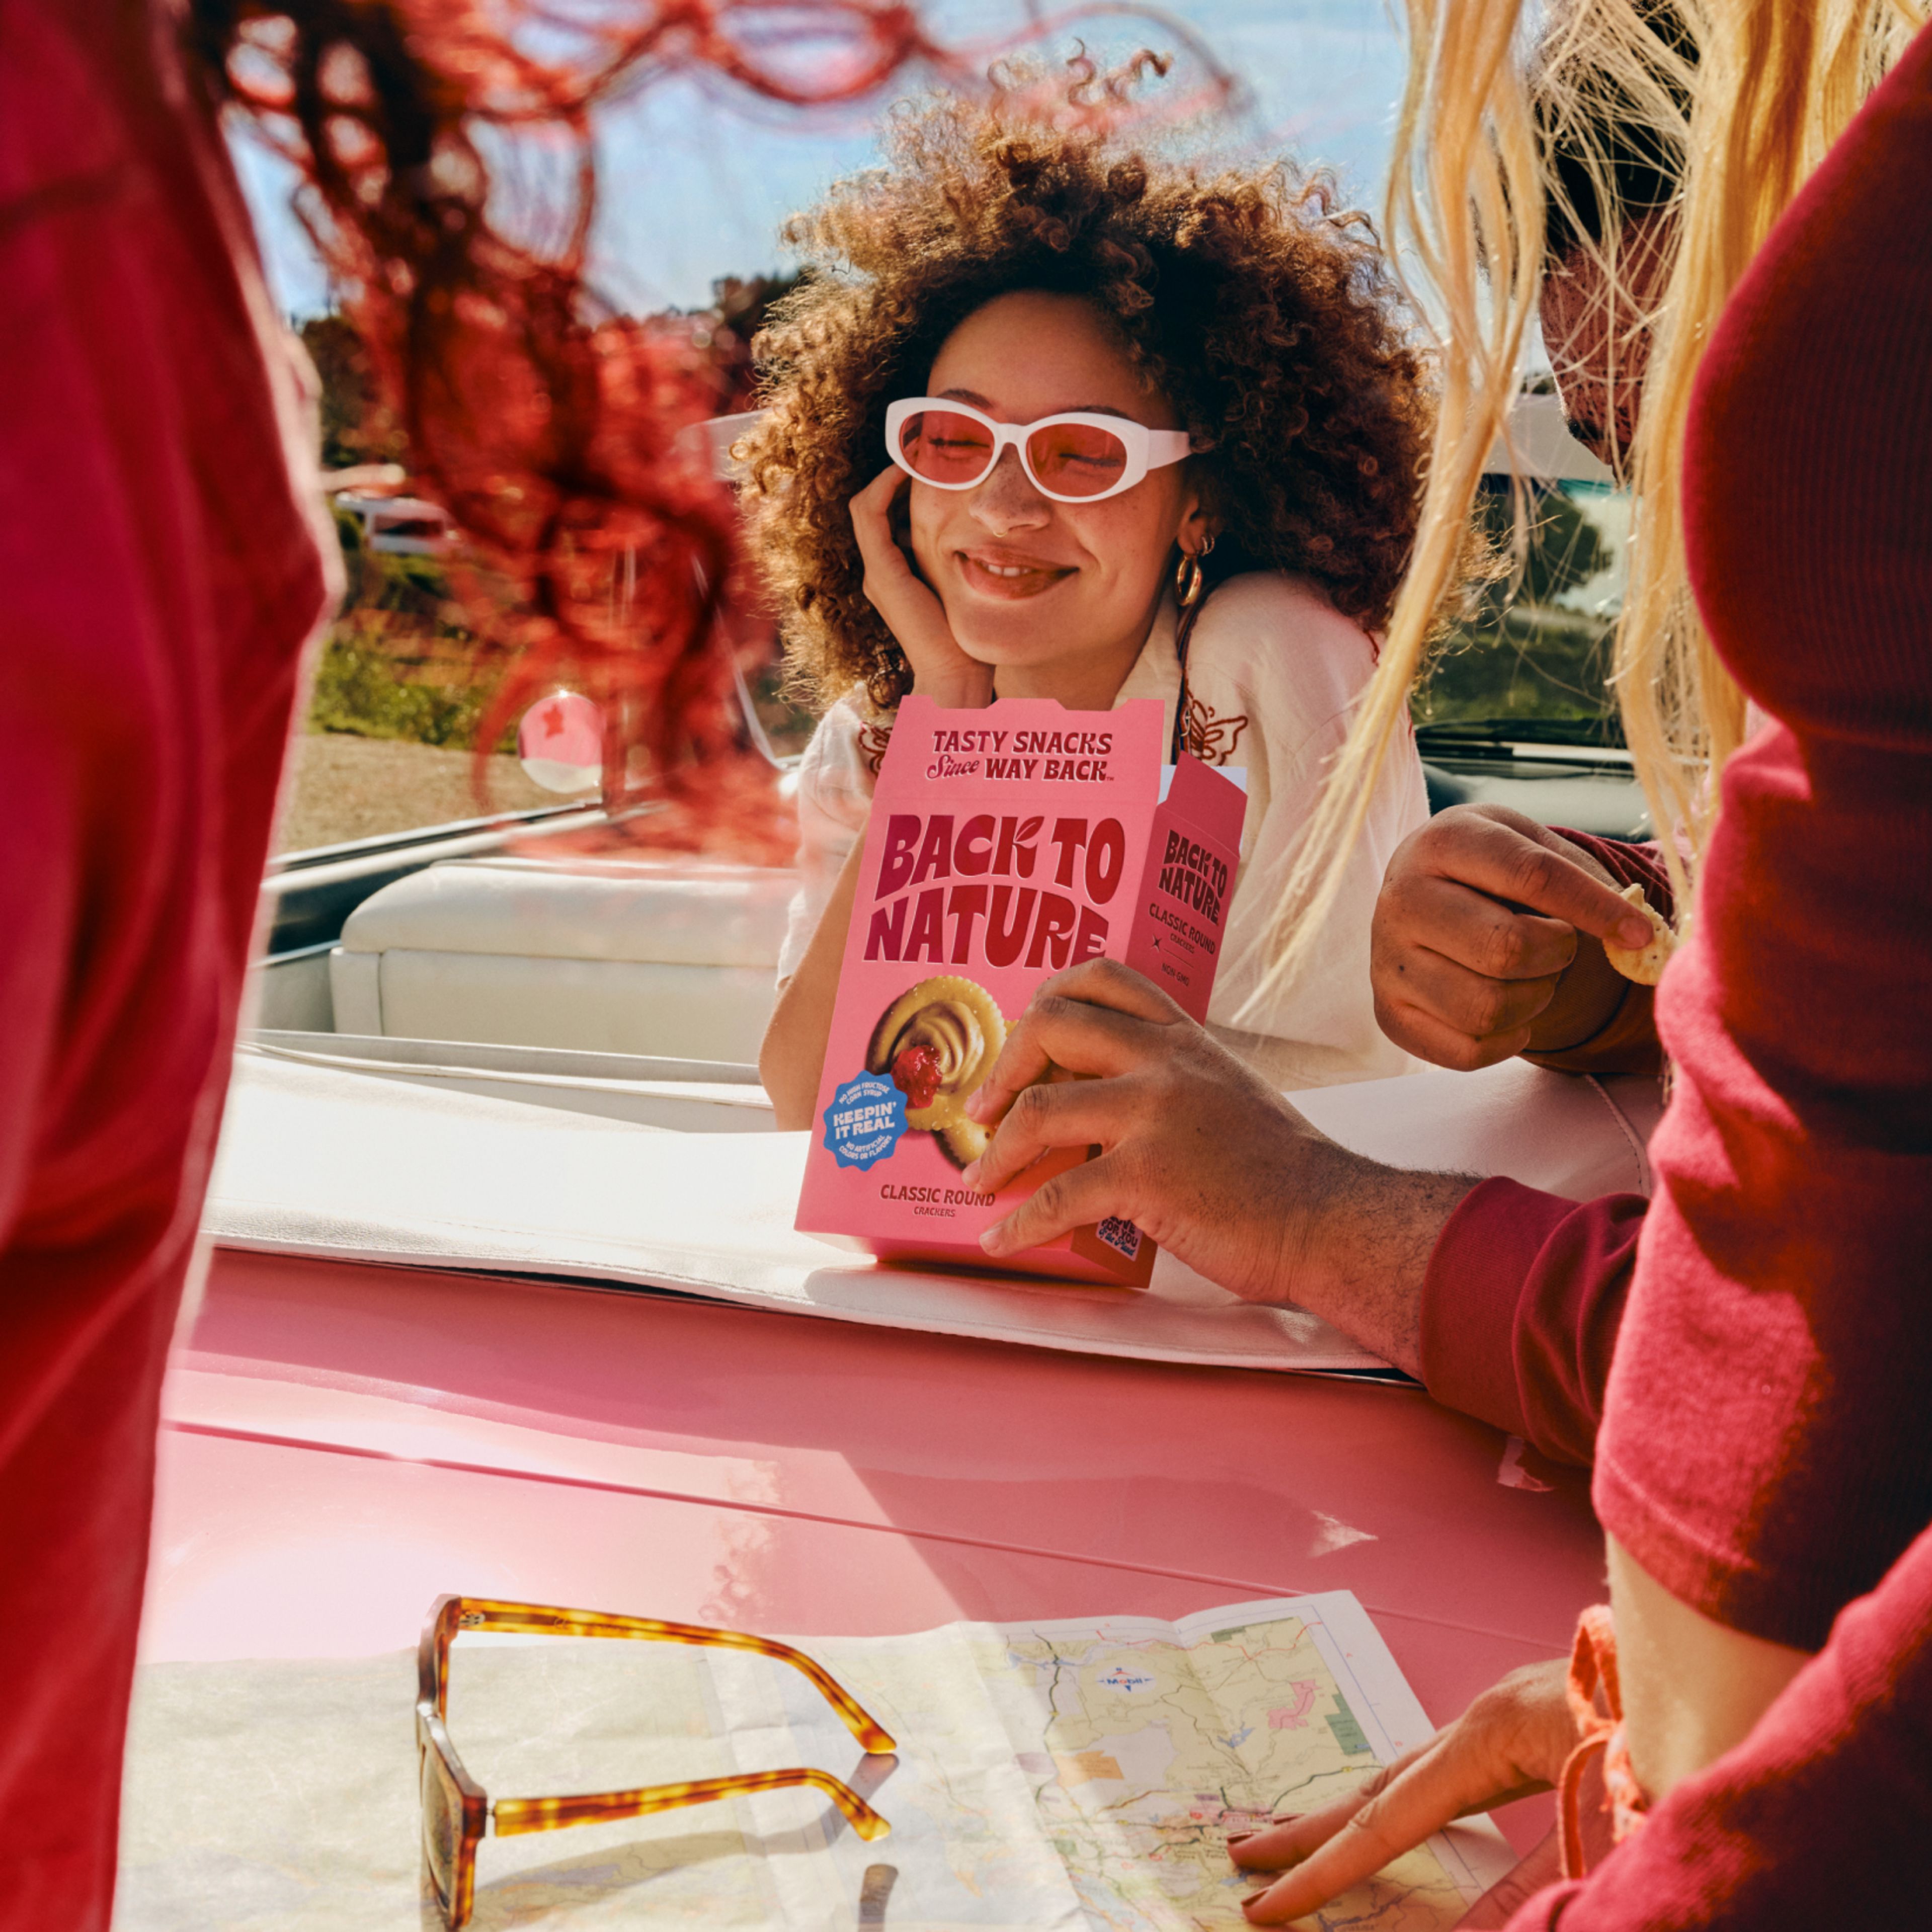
742, 61, 1435, 712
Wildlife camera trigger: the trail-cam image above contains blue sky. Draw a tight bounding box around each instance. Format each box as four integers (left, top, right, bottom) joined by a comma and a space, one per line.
233, 2, 1410, 319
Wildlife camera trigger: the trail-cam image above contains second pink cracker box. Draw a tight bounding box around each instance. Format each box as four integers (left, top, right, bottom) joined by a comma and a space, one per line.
795, 693, 1246, 1285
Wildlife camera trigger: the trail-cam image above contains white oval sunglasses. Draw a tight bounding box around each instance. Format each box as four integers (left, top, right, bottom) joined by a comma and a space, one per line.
884, 397, 1193, 505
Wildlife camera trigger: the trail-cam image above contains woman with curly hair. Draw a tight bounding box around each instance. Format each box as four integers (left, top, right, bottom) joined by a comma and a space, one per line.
748, 66, 1438, 1126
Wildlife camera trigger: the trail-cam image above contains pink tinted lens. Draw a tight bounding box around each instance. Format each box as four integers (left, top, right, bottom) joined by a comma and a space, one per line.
1026, 421, 1130, 497
898, 409, 995, 485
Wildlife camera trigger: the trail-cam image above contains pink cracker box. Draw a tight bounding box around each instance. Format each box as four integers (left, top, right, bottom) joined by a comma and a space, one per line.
795, 693, 1246, 1285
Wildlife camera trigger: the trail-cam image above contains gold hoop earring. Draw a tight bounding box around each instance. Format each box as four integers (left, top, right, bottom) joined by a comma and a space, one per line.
1174, 532, 1216, 609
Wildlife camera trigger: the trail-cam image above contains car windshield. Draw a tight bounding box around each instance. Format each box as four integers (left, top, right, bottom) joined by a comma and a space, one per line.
1414, 476, 1632, 749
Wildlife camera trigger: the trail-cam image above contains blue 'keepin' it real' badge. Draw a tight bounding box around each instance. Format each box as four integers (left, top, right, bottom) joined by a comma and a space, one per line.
823, 1073, 908, 1171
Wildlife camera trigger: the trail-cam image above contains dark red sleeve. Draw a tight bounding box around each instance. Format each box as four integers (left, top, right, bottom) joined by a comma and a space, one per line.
1544, 831, 1673, 913
1500, 1518, 1932, 1929
1522, 834, 1672, 1078
1418, 1178, 1644, 1467
0, 4, 329, 1922
1417, 832, 1665, 1458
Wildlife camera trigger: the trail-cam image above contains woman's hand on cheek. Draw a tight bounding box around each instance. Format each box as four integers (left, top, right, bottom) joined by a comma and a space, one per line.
850, 467, 993, 708
958, 959, 1331, 1304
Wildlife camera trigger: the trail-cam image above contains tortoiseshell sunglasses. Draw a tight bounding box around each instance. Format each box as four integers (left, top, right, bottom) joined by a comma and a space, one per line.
416, 1594, 896, 1929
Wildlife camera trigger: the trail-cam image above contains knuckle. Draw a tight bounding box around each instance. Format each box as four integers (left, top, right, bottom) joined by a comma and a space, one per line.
1499, 1660, 1569, 1705
1347, 1791, 1398, 1848
1030, 991, 1071, 1029
1465, 1682, 1518, 1729
1070, 956, 1130, 998
1028, 1173, 1071, 1224
1414, 806, 1481, 860
1479, 917, 1534, 979
1466, 981, 1516, 1036
1501, 843, 1560, 908
1010, 1082, 1053, 1132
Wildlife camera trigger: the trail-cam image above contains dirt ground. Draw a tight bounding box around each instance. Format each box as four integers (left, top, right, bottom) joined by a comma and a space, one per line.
275, 733, 594, 854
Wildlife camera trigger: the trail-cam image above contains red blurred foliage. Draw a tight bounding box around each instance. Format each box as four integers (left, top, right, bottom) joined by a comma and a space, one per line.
185, 1, 953, 857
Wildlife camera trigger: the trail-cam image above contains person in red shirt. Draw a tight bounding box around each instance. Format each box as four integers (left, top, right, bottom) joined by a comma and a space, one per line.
0, 2, 335, 1918
962, 5, 1932, 1923
0, 2, 928, 1924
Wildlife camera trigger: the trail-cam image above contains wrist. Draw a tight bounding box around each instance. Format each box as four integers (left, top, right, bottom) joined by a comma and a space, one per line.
1266, 1136, 1473, 1376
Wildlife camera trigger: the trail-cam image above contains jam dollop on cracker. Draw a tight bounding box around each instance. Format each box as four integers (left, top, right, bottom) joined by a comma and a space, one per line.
866, 976, 1006, 1165
891, 1044, 942, 1113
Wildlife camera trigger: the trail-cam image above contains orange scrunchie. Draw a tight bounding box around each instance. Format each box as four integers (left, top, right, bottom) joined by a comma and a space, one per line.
1557, 1604, 1652, 1879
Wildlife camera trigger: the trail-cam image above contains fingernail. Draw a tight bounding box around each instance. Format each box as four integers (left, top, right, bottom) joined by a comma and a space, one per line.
1226, 1831, 1255, 1846
959, 1160, 980, 1185
1616, 915, 1655, 946
979, 1224, 1008, 1254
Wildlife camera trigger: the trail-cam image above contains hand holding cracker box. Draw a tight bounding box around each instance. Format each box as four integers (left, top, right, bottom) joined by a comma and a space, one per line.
795, 694, 1245, 1284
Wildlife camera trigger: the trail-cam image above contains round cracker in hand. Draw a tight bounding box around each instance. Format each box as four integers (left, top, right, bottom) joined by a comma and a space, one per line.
1603, 881, 1674, 986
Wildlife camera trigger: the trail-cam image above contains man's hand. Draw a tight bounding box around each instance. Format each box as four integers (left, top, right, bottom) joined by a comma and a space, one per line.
1372, 806, 1660, 1071
849, 467, 992, 709
959, 960, 1476, 1373
1230, 1659, 1581, 1924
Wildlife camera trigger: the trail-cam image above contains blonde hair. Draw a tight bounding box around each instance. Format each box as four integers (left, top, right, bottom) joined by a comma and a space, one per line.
1261, 0, 1925, 989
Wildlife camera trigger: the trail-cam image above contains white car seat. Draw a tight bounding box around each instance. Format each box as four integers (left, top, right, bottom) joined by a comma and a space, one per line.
330, 855, 794, 1063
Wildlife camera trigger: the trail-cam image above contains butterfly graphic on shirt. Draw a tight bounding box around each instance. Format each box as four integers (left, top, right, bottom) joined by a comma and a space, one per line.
857, 718, 894, 777
1180, 695, 1249, 765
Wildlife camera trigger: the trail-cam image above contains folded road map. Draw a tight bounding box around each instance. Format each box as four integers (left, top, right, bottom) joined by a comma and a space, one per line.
118, 1591, 1512, 1930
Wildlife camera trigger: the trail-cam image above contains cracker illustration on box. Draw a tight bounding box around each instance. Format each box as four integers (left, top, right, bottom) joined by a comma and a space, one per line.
796, 694, 1246, 1286
865, 975, 1007, 1167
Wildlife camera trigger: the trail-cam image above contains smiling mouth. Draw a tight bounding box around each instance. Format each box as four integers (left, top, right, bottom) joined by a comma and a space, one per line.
956, 552, 1072, 598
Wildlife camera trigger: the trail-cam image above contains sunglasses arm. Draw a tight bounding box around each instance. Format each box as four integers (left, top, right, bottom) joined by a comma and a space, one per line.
420, 1596, 896, 1752
492, 1767, 892, 1842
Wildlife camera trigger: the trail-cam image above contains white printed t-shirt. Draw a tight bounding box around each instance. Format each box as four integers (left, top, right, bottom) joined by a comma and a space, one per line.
776, 570, 1428, 1091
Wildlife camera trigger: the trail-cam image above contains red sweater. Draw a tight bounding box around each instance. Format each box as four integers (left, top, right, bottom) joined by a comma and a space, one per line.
0, 1, 330, 1921
1428, 26, 1932, 1646
1591, 19, 1932, 1658
1418, 24, 1932, 1927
